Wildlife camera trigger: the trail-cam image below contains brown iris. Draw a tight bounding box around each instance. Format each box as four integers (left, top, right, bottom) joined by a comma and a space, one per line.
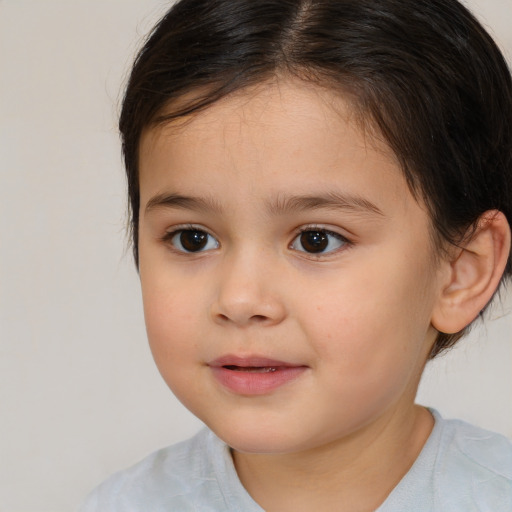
179, 230, 208, 252
300, 231, 329, 253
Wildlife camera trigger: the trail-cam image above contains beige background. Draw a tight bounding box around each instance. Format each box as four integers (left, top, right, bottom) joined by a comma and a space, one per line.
0, 1, 511, 511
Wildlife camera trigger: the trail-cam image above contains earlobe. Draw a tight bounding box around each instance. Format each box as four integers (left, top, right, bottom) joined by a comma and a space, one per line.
432, 210, 511, 334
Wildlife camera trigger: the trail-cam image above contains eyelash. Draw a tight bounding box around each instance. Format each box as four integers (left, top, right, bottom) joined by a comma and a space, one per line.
290, 226, 351, 256
160, 224, 219, 254
160, 224, 352, 256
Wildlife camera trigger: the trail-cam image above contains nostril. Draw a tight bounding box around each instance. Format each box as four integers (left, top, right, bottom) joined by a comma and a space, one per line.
211, 293, 287, 326
214, 312, 271, 325
251, 315, 268, 322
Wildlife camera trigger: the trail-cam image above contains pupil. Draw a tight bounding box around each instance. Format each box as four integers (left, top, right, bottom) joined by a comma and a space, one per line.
300, 231, 328, 253
180, 230, 207, 251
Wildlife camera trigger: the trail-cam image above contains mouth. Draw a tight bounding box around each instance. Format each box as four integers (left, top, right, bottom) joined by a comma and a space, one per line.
222, 365, 278, 373
208, 355, 307, 395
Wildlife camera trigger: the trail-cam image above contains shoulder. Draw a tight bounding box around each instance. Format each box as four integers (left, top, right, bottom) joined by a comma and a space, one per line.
433, 412, 512, 510
380, 411, 512, 512
438, 414, 512, 478
80, 428, 229, 512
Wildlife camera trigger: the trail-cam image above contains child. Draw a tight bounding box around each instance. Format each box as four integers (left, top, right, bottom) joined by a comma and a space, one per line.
82, 0, 512, 509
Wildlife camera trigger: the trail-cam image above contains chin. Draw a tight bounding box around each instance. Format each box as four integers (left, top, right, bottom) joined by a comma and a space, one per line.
206, 416, 321, 455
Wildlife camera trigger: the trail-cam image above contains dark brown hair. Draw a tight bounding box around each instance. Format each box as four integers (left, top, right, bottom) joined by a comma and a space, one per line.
120, 0, 512, 357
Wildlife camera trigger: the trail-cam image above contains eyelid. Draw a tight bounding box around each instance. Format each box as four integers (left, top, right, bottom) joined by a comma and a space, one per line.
289, 224, 352, 255
292, 224, 351, 240
160, 224, 220, 253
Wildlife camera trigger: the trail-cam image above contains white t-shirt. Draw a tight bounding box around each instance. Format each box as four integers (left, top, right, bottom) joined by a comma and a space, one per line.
81, 410, 512, 511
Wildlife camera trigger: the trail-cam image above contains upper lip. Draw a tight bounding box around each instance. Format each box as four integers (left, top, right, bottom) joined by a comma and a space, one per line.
208, 355, 304, 368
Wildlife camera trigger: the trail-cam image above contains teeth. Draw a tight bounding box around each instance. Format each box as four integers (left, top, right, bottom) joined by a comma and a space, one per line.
255, 367, 277, 373
225, 366, 278, 373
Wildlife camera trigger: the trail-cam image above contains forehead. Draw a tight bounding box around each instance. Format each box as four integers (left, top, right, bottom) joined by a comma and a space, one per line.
138, 78, 422, 221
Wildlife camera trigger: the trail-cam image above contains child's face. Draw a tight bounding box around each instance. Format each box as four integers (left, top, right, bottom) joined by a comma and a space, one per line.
138, 79, 444, 454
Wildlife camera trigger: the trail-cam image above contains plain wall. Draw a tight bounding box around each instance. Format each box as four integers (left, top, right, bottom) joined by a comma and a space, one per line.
0, 1, 510, 511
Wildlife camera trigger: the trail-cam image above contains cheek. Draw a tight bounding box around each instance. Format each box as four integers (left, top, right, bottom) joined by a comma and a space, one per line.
300, 259, 435, 376
141, 281, 211, 413
305, 290, 428, 426
140, 269, 201, 368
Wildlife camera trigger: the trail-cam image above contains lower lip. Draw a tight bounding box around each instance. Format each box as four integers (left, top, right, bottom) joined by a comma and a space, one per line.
210, 366, 307, 395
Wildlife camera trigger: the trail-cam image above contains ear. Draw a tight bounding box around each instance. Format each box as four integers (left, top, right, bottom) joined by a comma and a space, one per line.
432, 210, 511, 334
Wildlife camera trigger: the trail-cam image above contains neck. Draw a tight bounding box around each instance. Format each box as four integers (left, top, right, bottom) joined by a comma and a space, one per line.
232, 404, 434, 512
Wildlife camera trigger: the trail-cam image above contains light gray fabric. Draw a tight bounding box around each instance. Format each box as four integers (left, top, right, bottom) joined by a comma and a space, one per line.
80, 426, 262, 512
377, 410, 512, 511
81, 410, 512, 511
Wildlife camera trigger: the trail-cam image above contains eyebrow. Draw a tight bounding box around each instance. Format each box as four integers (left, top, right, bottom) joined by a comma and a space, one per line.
267, 191, 385, 217
145, 193, 224, 214
144, 191, 384, 217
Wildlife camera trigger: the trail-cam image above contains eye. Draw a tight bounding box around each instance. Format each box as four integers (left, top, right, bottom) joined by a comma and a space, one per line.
168, 229, 219, 253
290, 229, 348, 254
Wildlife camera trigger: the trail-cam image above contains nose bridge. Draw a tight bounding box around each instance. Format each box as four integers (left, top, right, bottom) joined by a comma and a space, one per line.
211, 244, 286, 326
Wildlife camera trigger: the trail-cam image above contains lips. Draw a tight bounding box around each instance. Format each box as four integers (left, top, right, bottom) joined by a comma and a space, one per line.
208, 355, 307, 395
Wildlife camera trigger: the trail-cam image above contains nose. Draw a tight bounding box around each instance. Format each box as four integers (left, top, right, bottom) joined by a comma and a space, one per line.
210, 250, 287, 327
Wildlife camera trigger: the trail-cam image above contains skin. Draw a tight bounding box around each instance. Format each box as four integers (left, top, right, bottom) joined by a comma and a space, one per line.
137, 78, 450, 511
